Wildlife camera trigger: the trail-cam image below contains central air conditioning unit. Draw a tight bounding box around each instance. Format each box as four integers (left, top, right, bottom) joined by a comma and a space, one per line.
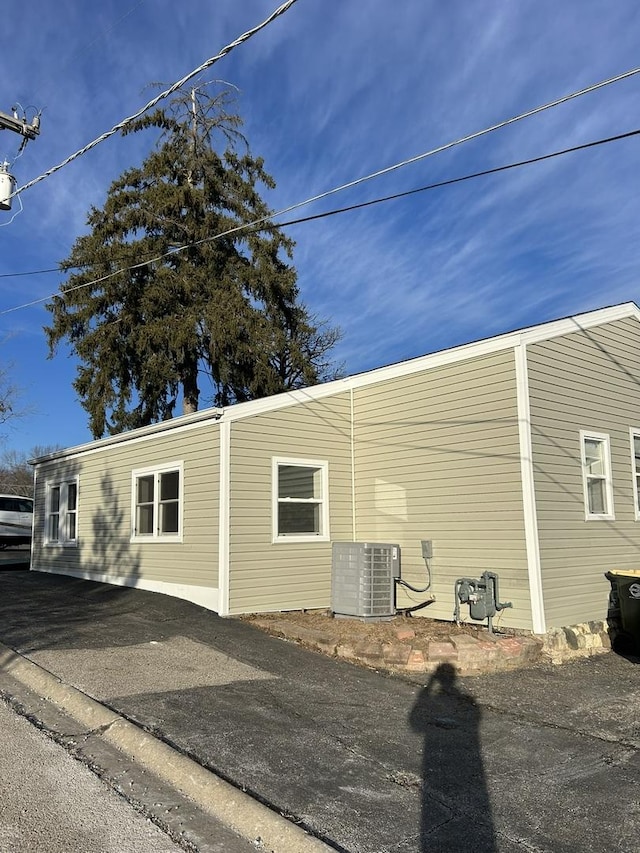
331, 541, 401, 619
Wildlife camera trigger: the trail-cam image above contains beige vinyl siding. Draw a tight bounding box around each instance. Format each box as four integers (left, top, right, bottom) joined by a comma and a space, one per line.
32, 460, 84, 575
528, 317, 640, 629
352, 349, 532, 630
227, 392, 353, 614
32, 422, 220, 591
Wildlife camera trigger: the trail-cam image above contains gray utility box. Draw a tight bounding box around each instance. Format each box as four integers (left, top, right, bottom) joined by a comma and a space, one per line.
331, 542, 401, 619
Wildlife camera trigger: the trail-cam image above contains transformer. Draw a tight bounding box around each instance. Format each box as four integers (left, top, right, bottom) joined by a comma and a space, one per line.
0, 163, 16, 211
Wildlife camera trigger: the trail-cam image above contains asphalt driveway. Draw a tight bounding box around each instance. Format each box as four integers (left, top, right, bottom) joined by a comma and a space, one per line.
0, 569, 638, 853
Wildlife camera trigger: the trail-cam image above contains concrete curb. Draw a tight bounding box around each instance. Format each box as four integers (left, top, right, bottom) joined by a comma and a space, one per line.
0, 642, 334, 853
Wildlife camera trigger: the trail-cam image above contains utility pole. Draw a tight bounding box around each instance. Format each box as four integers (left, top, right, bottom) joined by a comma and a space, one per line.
0, 105, 41, 211
0, 108, 40, 142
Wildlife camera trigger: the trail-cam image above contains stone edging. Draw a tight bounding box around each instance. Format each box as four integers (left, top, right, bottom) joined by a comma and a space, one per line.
250, 619, 545, 676
542, 620, 612, 664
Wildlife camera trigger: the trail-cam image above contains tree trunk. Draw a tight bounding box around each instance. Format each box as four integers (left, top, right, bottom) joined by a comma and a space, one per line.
181, 359, 199, 415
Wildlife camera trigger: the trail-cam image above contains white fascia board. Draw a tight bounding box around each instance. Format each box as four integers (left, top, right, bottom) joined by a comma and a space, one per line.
221, 381, 352, 421
32, 407, 224, 466
33, 301, 640, 451
220, 301, 640, 423
518, 301, 640, 345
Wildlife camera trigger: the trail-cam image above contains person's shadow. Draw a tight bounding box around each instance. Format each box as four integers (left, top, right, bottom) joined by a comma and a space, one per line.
409, 663, 497, 851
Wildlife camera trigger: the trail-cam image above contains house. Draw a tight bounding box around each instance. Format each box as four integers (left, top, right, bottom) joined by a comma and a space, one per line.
30, 301, 640, 637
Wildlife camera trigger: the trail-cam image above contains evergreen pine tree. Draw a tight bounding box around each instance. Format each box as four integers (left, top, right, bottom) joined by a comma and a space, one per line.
46, 85, 342, 438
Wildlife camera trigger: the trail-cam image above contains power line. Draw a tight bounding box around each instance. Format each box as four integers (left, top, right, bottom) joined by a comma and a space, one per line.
265, 66, 640, 219
67, 2, 147, 71
0, 267, 59, 279
15, 58, 636, 270
9, 0, 300, 200
40, 2, 147, 87
1, 123, 636, 316
0, 21, 636, 276
8, 24, 640, 213
268, 127, 640, 230
3, 120, 640, 281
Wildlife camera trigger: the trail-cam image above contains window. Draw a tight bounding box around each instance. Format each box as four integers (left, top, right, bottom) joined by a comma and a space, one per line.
630, 429, 640, 519
132, 463, 182, 540
580, 432, 614, 520
273, 458, 329, 542
46, 479, 79, 545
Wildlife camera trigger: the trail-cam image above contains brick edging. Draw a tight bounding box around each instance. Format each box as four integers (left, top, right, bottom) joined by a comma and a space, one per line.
250, 619, 545, 676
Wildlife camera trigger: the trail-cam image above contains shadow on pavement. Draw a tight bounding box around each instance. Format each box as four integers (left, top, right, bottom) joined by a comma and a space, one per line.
0, 571, 156, 652
409, 663, 497, 851
0, 546, 31, 571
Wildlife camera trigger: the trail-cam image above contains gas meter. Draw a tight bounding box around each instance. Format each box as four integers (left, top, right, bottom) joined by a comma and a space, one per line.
454, 571, 512, 634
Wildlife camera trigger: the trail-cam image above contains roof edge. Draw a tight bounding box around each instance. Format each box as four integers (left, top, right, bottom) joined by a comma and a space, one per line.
31, 406, 223, 464
221, 300, 640, 420
32, 300, 640, 459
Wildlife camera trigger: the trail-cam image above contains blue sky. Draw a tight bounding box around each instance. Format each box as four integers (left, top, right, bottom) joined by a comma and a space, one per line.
1, 0, 639, 455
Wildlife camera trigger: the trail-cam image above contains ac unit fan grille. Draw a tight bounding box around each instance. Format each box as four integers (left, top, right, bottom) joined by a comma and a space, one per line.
331, 542, 400, 619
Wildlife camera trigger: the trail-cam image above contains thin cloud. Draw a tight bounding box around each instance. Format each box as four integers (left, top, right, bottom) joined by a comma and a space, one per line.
1, 0, 640, 451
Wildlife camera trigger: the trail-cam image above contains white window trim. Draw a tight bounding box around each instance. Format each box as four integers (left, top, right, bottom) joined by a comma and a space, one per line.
629, 428, 640, 521
44, 477, 79, 547
131, 461, 184, 542
272, 457, 330, 544
579, 431, 614, 521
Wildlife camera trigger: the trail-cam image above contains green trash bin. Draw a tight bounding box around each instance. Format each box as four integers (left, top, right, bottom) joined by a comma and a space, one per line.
606, 570, 640, 654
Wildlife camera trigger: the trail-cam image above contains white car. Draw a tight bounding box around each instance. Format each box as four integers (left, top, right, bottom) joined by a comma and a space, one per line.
0, 494, 33, 548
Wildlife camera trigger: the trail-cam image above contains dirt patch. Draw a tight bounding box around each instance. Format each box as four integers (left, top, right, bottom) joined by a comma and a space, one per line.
240, 609, 495, 653
238, 610, 545, 676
